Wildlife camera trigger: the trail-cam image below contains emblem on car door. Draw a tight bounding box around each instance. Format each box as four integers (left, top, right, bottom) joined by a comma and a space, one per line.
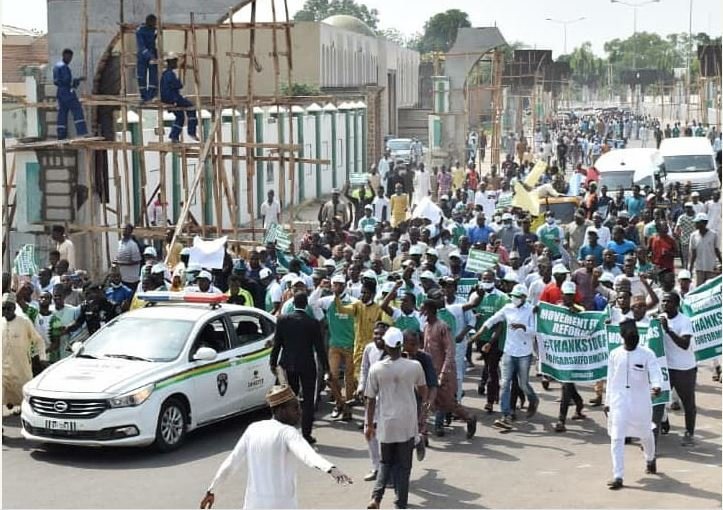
217, 373, 228, 396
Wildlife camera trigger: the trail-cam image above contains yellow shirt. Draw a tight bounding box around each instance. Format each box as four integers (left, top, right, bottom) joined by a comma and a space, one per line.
334, 297, 382, 379
452, 167, 466, 191
390, 194, 409, 227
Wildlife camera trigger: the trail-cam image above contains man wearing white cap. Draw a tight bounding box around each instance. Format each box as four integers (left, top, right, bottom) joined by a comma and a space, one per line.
689, 191, 704, 214
365, 327, 427, 510
3, 292, 46, 412
201, 385, 351, 509
674, 202, 697, 269
675, 269, 694, 298
688, 212, 722, 286
604, 319, 662, 490
703, 190, 721, 238
191, 271, 222, 294
310, 274, 358, 421
474, 284, 539, 430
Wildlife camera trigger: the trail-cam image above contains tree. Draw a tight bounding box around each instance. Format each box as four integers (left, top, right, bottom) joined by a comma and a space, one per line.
568, 42, 606, 87
416, 9, 471, 54
293, 0, 379, 29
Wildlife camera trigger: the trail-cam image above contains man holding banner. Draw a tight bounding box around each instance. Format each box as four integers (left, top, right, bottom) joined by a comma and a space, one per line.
605, 319, 662, 490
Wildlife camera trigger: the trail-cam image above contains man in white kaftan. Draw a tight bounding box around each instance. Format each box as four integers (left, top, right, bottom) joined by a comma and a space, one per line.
604, 319, 663, 490
201, 385, 351, 509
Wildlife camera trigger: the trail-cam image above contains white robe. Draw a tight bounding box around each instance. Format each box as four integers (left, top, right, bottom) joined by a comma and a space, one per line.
605, 345, 662, 440
413, 170, 430, 205
2, 314, 46, 406
207, 419, 333, 509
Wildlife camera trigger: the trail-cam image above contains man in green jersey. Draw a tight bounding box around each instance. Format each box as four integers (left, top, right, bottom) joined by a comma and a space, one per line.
470, 269, 510, 412
310, 274, 357, 420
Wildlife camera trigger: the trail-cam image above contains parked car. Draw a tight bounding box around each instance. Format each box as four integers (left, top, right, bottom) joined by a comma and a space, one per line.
21, 292, 276, 451
386, 138, 413, 165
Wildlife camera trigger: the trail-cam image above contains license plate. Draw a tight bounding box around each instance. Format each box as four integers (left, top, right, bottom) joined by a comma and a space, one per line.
45, 419, 78, 432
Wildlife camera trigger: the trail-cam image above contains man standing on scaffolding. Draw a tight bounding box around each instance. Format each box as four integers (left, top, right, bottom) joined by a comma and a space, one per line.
136, 14, 158, 102
160, 52, 199, 143
53, 49, 88, 139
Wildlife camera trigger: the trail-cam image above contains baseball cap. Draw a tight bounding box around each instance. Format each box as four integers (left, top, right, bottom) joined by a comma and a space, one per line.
290, 277, 306, 287
694, 212, 708, 222
502, 213, 513, 221
678, 269, 692, 280
586, 227, 598, 235
197, 270, 212, 280
561, 281, 576, 294
503, 272, 519, 283
331, 274, 346, 284
449, 250, 462, 259
259, 268, 272, 280
276, 266, 289, 276
151, 262, 166, 275
510, 284, 528, 297
440, 195, 449, 201
420, 270, 436, 280
180, 247, 191, 256
362, 269, 377, 280
691, 191, 700, 197
409, 245, 424, 256
323, 259, 336, 268
364, 204, 373, 210
383, 327, 403, 348
402, 259, 415, 268
552, 263, 570, 275
143, 246, 157, 257
684, 201, 694, 208
618, 211, 630, 218
427, 248, 439, 257
599, 272, 615, 284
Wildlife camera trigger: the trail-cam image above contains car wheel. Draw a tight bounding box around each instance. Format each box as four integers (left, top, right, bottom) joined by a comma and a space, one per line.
154, 397, 187, 452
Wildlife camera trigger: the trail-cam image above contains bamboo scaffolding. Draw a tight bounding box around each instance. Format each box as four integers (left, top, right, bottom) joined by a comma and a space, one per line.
7, 0, 322, 269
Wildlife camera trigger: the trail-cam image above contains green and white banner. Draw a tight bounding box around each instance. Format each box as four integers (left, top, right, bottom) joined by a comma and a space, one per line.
457, 277, 479, 300
536, 303, 609, 382
13, 244, 38, 276
349, 173, 369, 186
465, 249, 499, 274
680, 275, 722, 362
606, 320, 670, 405
264, 224, 292, 252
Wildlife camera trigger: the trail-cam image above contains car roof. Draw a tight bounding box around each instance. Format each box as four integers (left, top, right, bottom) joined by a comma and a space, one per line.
595, 148, 662, 173
124, 303, 274, 322
659, 137, 714, 156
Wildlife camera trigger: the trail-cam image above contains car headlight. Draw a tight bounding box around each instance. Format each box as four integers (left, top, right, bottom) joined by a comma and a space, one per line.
108, 383, 155, 408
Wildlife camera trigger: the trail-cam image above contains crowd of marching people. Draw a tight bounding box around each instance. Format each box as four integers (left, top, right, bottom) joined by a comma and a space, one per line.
3, 108, 722, 506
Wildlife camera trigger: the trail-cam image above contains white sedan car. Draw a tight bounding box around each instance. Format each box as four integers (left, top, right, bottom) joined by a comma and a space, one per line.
21, 292, 276, 451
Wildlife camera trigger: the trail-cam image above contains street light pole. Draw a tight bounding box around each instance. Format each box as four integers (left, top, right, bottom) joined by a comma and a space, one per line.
686, 0, 693, 121
610, 0, 660, 113
545, 16, 586, 56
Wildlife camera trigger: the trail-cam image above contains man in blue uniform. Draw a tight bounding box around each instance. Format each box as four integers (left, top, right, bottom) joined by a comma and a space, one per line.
53, 49, 88, 139
136, 14, 158, 102
160, 52, 199, 143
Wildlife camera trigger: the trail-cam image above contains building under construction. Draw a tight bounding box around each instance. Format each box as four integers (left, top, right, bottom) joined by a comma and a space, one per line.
2, 0, 419, 276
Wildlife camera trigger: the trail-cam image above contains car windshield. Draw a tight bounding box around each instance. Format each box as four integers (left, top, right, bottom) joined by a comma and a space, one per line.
663, 155, 714, 172
80, 317, 194, 362
599, 171, 636, 191
387, 140, 411, 151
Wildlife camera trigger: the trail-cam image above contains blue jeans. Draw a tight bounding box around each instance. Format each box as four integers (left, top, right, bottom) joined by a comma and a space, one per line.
500, 353, 538, 417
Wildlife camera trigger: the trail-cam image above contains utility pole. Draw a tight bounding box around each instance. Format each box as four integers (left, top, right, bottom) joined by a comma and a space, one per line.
685, 0, 693, 122
545, 16, 586, 55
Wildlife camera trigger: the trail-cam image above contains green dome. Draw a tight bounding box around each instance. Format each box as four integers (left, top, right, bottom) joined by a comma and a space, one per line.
321, 15, 376, 38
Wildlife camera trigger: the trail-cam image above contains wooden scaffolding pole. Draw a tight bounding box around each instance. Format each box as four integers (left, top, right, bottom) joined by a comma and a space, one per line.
245, 0, 258, 239
283, 0, 296, 234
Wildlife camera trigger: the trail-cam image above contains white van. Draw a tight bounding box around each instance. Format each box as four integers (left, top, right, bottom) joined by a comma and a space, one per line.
659, 138, 720, 199
595, 148, 661, 195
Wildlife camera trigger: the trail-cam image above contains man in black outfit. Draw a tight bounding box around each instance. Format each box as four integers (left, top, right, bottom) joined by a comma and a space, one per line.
270, 292, 329, 444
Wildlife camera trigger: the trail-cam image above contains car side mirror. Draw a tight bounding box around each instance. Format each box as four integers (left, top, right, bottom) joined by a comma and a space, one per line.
193, 346, 217, 361
70, 341, 83, 354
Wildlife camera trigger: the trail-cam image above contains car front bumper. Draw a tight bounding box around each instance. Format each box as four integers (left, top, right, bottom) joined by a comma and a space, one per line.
20, 398, 157, 447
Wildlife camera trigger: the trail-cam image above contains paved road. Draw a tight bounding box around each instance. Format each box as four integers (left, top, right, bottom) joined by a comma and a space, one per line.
3, 367, 721, 509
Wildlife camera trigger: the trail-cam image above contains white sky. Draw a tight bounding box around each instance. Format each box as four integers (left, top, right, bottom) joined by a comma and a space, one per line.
2, 0, 721, 58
